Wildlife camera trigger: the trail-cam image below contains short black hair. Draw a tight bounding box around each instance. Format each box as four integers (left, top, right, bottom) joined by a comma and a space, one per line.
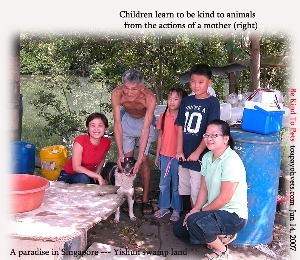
207, 119, 234, 149
189, 63, 212, 79
161, 87, 188, 133
86, 112, 109, 128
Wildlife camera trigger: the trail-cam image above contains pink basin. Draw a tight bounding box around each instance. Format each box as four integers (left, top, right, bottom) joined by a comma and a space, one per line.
10, 174, 50, 213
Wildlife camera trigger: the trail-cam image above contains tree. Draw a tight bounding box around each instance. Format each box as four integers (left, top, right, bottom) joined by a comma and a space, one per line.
250, 31, 261, 91
19, 32, 291, 141
11, 35, 21, 141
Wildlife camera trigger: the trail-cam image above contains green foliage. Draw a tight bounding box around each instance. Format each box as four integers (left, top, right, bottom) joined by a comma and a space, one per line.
21, 76, 61, 155
28, 75, 87, 144
20, 31, 291, 147
21, 75, 114, 156
20, 41, 52, 75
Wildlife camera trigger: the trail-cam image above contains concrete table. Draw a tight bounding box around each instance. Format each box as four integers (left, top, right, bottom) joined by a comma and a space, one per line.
9, 181, 124, 260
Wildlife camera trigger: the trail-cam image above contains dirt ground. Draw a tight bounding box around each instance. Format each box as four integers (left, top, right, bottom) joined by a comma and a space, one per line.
87, 170, 290, 259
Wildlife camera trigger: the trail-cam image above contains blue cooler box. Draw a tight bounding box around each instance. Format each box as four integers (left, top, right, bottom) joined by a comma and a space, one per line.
242, 105, 285, 134
12, 141, 36, 174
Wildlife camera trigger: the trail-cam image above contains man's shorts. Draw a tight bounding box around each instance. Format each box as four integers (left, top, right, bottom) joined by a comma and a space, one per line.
178, 165, 201, 205
122, 112, 157, 155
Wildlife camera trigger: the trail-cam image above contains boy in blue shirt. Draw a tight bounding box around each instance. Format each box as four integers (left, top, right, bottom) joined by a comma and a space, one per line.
175, 64, 220, 208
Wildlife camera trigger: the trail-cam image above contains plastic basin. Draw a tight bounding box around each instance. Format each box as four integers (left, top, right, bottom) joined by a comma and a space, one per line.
10, 174, 50, 213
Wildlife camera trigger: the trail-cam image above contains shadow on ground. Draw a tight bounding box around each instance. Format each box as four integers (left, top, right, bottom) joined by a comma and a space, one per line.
87, 170, 290, 259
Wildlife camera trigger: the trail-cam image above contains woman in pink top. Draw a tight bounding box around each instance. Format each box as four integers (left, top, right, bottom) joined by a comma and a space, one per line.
154, 87, 187, 221
58, 112, 111, 184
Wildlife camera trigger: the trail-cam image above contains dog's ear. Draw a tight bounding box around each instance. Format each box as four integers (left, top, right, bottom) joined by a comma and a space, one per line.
101, 162, 117, 185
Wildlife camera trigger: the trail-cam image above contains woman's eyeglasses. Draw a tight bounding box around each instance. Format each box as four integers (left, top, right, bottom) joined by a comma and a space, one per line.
203, 134, 224, 138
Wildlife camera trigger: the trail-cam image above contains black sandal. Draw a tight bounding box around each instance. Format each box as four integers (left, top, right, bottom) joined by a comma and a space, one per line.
142, 202, 153, 215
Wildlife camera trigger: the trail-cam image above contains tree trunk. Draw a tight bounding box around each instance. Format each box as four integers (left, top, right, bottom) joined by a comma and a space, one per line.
158, 55, 163, 103
249, 32, 260, 92
228, 52, 236, 94
228, 72, 236, 94
10, 35, 21, 141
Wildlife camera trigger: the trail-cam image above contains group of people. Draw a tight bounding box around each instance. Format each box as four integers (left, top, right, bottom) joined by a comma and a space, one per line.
57, 64, 248, 260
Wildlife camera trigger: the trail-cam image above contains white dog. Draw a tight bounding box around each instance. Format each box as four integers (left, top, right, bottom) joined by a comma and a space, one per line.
101, 157, 136, 223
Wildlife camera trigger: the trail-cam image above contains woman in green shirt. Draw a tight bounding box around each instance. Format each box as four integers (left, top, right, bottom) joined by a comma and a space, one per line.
173, 119, 248, 260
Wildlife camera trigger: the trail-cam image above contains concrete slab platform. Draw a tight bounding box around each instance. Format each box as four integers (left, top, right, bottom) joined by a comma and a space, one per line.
87, 208, 269, 260
86, 167, 289, 260
9, 181, 124, 260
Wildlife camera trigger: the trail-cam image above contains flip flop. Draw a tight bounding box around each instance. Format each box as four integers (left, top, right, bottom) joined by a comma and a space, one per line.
170, 211, 180, 221
154, 208, 170, 218
203, 246, 230, 260
142, 202, 153, 215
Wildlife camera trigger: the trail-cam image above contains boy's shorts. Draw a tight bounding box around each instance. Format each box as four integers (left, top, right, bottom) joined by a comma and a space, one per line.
178, 165, 201, 205
122, 112, 157, 155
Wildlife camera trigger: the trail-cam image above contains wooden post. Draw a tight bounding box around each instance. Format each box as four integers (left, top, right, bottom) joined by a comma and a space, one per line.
10, 35, 21, 141
249, 31, 261, 92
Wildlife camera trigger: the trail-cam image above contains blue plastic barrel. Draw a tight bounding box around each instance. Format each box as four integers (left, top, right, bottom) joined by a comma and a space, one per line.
230, 128, 281, 246
12, 141, 36, 174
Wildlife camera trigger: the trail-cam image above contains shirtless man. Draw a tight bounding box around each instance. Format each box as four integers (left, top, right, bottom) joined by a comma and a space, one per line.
111, 69, 157, 215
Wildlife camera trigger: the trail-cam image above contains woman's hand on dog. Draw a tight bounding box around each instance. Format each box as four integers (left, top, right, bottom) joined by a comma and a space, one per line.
96, 175, 106, 185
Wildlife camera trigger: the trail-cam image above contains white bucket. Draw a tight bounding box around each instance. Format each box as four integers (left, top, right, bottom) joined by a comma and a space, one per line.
231, 106, 244, 121
220, 103, 232, 121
